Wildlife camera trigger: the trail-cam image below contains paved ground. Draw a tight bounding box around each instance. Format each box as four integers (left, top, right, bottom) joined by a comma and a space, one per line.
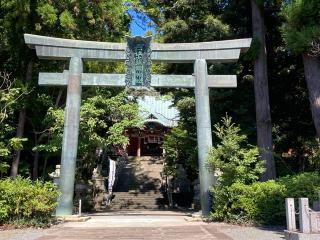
0, 211, 285, 240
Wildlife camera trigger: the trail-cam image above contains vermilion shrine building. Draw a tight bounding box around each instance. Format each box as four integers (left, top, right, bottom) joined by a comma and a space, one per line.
126, 96, 179, 157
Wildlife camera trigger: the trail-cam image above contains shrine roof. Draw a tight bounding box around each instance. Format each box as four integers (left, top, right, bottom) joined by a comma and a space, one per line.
137, 96, 179, 128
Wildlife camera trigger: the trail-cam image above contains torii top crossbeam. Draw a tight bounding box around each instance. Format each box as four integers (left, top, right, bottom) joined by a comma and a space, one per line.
24, 34, 251, 88
24, 34, 251, 63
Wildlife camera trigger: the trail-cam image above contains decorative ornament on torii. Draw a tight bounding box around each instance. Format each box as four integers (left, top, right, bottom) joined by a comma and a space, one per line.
24, 34, 251, 217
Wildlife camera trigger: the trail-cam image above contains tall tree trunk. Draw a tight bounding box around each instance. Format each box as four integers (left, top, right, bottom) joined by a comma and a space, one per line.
42, 157, 48, 178
10, 107, 27, 177
10, 59, 33, 177
251, 0, 276, 180
33, 150, 39, 180
302, 54, 320, 137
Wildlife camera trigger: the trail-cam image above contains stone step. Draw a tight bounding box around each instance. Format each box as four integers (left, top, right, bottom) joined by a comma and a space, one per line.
114, 193, 162, 195
110, 205, 165, 208
111, 201, 165, 206
111, 196, 164, 200
112, 156, 165, 209
105, 205, 166, 209
113, 200, 164, 204
113, 196, 164, 200
110, 189, 167, 211
113, 191, 162, 198
109, 201, 167, 209
114, 191, 162, 195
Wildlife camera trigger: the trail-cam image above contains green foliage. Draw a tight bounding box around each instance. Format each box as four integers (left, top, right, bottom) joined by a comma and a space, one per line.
280, 172, 320, 200
0, 162, 10, 175
8, 137, 28, 151
162, 95, 198, 179
0, 177, 60, 226
0, 72, 29, 173
34, 90, 143, 180
1, 0, 131, 176
282, 0, 320, 55
211, 172, 320, 225
303, 138, 320, 172
203, 14, 230, 39
163, 127, 197, 176
36, 4, 57, 27
147, 0, 230, 42
212, 180, 286, 225
0, 200, 10, 222
59, 10, 76, 30
207, 115, 265, 186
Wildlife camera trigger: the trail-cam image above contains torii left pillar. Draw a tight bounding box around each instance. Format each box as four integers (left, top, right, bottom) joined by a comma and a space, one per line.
56, 57, 82, 216
194, 59, 215, 216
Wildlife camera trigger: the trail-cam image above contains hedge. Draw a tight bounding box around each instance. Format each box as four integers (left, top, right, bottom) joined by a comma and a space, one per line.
211, 172, 320, 225
0, 177, 60, 226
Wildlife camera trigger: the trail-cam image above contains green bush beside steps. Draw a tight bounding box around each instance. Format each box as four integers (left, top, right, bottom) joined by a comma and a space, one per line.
211, 172, 320, 225
0, 176, 60, 227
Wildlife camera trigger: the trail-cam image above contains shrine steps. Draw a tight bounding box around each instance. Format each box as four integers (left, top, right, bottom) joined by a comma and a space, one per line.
109, 191, 167, 210
110, 156, 167, 210
114, 156, 164, 192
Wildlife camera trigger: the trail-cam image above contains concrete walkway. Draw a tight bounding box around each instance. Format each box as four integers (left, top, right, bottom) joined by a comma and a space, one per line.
0, 211, 285, 240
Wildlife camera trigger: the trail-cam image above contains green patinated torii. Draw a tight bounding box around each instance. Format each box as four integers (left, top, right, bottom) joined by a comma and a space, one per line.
24, 34, 251, 217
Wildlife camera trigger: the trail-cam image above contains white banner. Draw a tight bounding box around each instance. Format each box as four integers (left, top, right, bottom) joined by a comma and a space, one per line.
108, 157, 116, 193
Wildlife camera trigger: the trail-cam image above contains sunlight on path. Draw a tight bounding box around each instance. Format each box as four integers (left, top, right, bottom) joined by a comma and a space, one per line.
0, 211, 284, 240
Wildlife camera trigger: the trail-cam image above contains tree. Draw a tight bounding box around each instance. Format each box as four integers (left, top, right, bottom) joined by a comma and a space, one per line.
207, 115, 265, 187
250, 0, 276, 180
1, 0, 132, 177
33, 90, 143, 180
282, 0, 320, 138
162, 96, 198, 180
0, 72, 29, 175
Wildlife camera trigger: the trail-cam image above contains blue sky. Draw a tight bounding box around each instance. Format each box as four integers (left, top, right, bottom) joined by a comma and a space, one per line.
128, 9, 156, 36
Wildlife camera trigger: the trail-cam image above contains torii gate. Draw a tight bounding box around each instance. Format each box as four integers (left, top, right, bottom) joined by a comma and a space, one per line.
24, 34, 251, 216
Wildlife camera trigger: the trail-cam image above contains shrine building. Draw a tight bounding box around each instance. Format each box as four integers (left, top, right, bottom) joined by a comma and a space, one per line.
126, 96, 179, 157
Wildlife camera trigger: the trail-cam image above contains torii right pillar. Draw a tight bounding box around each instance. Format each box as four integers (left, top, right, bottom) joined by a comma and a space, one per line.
194, 59, 215, 216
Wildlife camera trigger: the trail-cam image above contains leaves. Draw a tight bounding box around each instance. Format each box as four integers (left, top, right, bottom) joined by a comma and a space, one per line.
1, 0, 132, 177
0, 72, 30, 166
35, 90, 142, 179
36, 3, 57, 27
148, 0, 231, 42
59, 10, 76, 30
282, 0, 320, 55
9, 137, 27, 151
207, 115, 265, 186
211, 172, 320, 224
0, 177, 60, 224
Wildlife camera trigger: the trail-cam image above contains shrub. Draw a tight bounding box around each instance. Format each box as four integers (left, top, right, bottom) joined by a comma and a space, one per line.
211, 172, 320, 225
0, 200, 9, 222
280, 172, 320, 200
0, 177, 60, 226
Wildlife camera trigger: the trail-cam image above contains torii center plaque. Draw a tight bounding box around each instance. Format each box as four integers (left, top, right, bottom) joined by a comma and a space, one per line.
125, 36, 152, 88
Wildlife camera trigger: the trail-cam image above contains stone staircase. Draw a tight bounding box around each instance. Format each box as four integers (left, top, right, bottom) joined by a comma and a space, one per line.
109, 156, 167, 210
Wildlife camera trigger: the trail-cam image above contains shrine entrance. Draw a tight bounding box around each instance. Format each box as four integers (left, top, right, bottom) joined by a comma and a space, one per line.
126, 95, 179, 157
127, 122, 166, 157
24, 34, 251, 216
